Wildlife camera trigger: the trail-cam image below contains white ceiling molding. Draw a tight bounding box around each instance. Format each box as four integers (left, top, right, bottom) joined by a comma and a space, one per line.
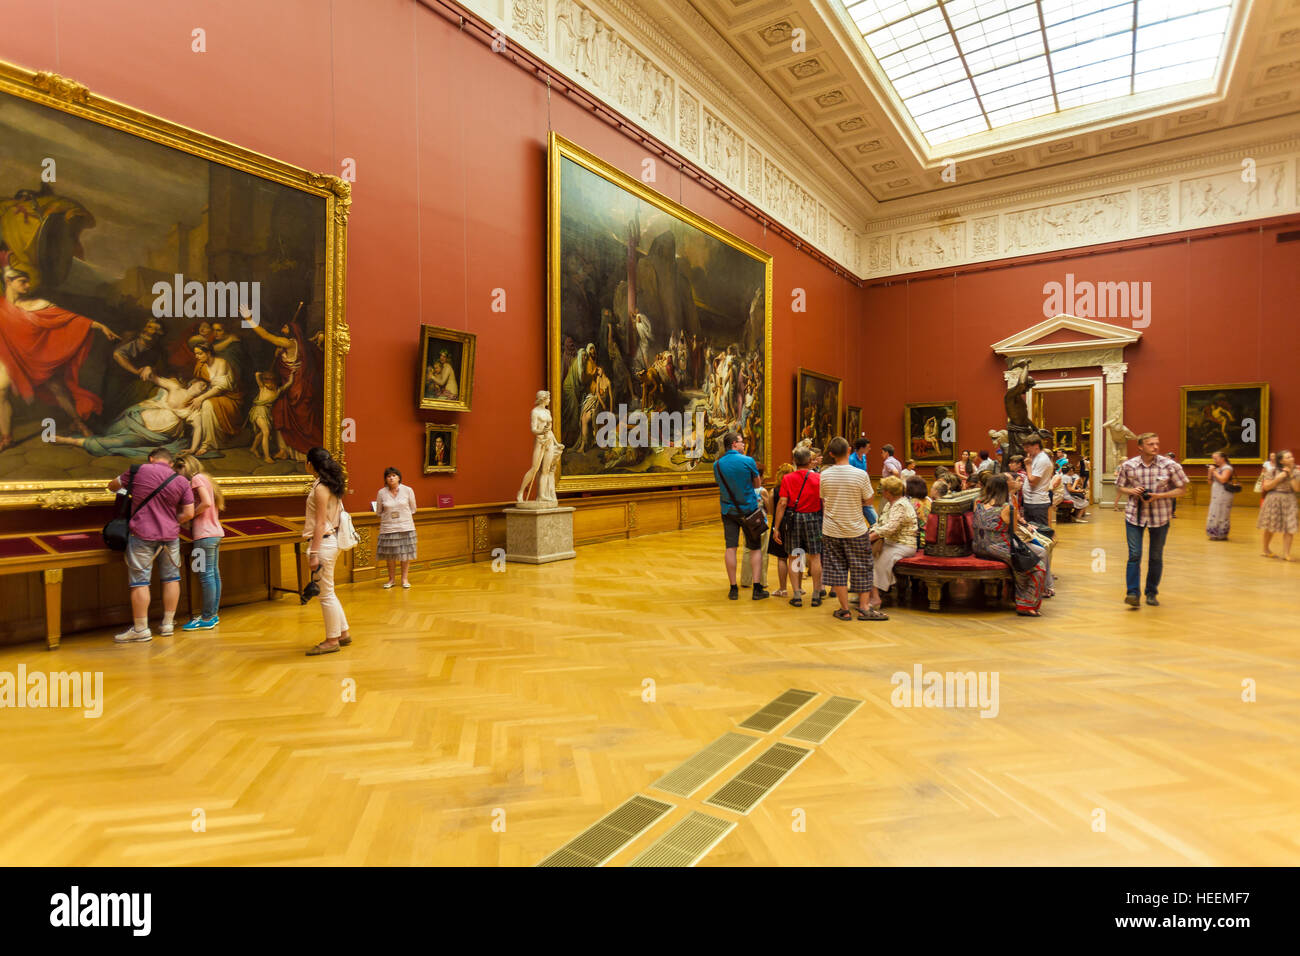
992, 315, 1143, 359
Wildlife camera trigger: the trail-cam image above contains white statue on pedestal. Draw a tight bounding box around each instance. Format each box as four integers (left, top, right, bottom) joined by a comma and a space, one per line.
517, 390, 563, 507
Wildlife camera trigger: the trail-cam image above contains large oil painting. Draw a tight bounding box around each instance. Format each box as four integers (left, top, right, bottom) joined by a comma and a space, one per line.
0, 64, 347, 509
548, 133, 771, 491
1180, 383, 1268, 465
796, 369, 841, 452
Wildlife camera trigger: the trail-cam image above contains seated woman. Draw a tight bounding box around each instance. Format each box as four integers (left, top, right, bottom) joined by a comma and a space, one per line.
973, 473, 1048, 616
1060, 464, 1090, 521
188, 340, 242, 454
905, 475, 930, 550
868, 476, 917, 606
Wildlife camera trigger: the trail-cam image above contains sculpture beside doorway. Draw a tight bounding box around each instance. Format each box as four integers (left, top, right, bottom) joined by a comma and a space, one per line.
1002, 358, 1052, 459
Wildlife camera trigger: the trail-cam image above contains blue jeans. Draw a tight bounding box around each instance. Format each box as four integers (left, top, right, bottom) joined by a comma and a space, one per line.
1125, 522, 1169, 597
192, 537, 222, 618
863, 505, 877, 526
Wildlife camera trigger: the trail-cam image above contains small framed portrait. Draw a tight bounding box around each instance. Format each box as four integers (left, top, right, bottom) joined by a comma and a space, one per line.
419, 325, 476, 412
423, 423, 459, 474
1180, 383, 1269, 465
796, 369, 842, 452
1052, 426, 1076, 451
845, 406, 862, 441
903, 402, 957, 465
1079, 416, 1092, 437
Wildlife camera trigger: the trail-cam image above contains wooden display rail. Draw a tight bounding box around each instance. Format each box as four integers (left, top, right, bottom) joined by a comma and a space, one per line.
0, 516, 303, 650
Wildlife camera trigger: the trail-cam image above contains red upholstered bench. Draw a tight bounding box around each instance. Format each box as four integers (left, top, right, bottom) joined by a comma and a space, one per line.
893, 508, 1013, 611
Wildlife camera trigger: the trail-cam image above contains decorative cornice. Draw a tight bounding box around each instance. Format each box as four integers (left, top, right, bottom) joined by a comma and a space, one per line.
992, 314, 1143, 354
32, 71, 90, 104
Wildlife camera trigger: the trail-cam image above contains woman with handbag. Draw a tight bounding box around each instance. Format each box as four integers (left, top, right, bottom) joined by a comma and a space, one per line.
1258, 449, 1300, 560
304, 446, 353, 655
773, 446, 823, 607
1206, 451, 1236, 541
973, 474, 1047, 616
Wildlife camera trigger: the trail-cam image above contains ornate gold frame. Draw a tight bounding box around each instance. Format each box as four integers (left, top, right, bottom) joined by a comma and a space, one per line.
845, 405, 862, 441
1053, 426, 1076, 451
795, 368, 842, 452
902, 401, 958, 466
423, 423, 458, 474
418, 325, 476, 412
1179, 382, 1269, 465
547, 132, 772, 491
0, 62, 349, 510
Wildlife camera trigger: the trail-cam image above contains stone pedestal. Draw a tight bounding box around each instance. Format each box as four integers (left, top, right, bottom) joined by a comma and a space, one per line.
504, 505, 576, 564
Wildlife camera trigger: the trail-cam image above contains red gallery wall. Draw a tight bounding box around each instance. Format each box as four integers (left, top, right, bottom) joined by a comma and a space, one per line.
0, 0, 858, 534
860, 220, 1300, 479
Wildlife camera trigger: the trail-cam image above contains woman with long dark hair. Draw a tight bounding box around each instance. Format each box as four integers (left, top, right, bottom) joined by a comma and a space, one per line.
304, 446, 352, 654
973, 473, 1047, 616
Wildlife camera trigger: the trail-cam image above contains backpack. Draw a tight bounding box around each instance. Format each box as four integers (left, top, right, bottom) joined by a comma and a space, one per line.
335, 508, 359, 551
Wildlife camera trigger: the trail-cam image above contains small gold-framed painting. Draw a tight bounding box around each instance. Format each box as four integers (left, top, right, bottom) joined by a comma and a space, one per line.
903, 401, 958, 465
1052, 426, 1076, 451
796, 369, 842, 452
845, 406, 862, 441
423, 423, 459, 474
419, 325, 476, 412
1079, 416, 1091, 437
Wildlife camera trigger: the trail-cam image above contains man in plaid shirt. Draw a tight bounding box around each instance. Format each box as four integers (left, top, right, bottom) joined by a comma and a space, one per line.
1115, 432, 1188, 607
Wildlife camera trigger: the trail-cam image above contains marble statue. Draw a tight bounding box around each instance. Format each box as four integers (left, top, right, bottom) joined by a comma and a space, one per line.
517, 390, 564, 507
1101, 414, 1138, 445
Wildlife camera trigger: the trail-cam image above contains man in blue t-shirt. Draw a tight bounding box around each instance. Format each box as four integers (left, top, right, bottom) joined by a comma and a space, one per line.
848, 437, 877, 526
713, 431, 768, 602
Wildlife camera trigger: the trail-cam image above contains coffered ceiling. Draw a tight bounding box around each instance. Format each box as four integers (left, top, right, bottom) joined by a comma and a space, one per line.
666, 0, 1300, 217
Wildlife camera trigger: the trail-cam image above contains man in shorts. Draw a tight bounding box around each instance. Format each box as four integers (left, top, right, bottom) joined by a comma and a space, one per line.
107, 447, 195, 642
713, 431, 769, 601
819, 437, 887, 620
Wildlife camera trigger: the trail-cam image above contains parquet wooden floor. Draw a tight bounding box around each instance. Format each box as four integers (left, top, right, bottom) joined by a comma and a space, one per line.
1, 506, 1296, 866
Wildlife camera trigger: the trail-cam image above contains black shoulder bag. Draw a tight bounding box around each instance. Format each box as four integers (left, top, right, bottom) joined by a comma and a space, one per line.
102, 467, 180, 551
719, 468, 768, 538
1006, 502, 1040, 573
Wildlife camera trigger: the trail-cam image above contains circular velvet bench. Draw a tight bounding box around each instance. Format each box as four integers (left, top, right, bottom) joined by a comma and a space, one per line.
893, 501, 1013, 612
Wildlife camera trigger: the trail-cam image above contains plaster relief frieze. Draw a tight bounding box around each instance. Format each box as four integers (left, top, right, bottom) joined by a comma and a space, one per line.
867, 235, 890, 273
818, 205, 829, 247
702, 108, 744, 187
554, 0, 673, 138
1138, 184, 1171, 228
1179, 162, 1286, 227
972, 217, 998, 257
679, 89, 699, 154
746, 144, 762, 201
1030, 348, 1125, 372
510, 0, 548, 48
895, 222, 964, 270
1004, 193, 1131, 256
764, 158, 818, 240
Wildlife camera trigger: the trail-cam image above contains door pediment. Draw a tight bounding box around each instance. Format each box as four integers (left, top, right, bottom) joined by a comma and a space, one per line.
992, 315, 1142, 360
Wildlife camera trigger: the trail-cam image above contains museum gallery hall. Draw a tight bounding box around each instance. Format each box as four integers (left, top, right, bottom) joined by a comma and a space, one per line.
0, 0, 1298, 883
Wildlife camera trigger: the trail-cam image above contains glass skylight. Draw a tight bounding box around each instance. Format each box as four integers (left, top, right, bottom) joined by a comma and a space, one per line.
840, 0, 1235, 146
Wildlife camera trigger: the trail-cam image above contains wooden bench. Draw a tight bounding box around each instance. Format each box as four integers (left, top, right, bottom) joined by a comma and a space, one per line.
894, 554, 1013, 611
0, 516, 304, 649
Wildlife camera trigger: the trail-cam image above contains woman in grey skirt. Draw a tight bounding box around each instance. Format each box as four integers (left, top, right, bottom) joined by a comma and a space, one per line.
376, 467, 418, 588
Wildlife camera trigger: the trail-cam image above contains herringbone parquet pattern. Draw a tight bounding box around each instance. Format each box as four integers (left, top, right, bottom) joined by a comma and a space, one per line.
0, 506, 1296, 866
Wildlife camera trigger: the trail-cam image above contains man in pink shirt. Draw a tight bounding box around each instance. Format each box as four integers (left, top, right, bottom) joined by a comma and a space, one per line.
106, 448, 194, 642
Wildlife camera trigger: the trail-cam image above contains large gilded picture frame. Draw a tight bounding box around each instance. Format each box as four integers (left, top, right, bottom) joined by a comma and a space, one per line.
795, 369, 842, 453
548, 133, 772, 492
1180, 382, 1269, 465
418, 325, 475, 412
0, 63, 349, 510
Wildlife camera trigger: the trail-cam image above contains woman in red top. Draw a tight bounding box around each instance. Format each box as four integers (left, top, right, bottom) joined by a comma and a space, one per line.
773, 446, 823, 607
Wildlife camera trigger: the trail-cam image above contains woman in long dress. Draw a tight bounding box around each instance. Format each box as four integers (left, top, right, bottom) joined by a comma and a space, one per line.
972, 473, 1047, 616
1205, 451, 1234, 541
1258, 449, 1300, 560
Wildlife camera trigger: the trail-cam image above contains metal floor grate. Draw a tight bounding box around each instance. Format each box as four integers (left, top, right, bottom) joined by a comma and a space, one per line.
649, 732, 759, 797
628, 812, 736, 867
537, 795, 673, 866
737, 688, 817, 733
784, 696, 863, 745
703, 742, 812, 815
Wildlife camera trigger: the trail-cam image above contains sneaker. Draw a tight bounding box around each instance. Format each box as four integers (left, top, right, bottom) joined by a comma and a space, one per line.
180, 618, 206, 631
114, 626, 152, 643
1124, 593, 1140, 608
159, 622, 175, 636
1146, 595, 1160, 606
752, 585, 770, 601
728, 585, 739, 600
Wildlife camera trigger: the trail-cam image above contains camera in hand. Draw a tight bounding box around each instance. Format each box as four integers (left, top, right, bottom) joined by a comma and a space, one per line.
1140, 490, 1152, 502
300, 569, 321, 604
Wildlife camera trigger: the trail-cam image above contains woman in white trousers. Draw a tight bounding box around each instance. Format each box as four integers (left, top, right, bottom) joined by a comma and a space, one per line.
304, 446, 352, 655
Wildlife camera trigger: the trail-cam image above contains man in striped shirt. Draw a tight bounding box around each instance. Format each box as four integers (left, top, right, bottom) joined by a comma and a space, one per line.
819, 437, 888, 621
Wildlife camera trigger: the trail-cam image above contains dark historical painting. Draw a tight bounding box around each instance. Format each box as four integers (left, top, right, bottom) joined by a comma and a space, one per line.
903, 402, 957, 465
0, 71, 343, 507
795, 369, 841, 453
1180, 383, 1269, 465
845, 405, 862, 443
419, 326, 475, 412
549, 134, 771, 491
423, 423, 458, 474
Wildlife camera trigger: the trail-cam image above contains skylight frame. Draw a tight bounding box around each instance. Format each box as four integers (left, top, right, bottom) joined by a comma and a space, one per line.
839, 0, 1238, 147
